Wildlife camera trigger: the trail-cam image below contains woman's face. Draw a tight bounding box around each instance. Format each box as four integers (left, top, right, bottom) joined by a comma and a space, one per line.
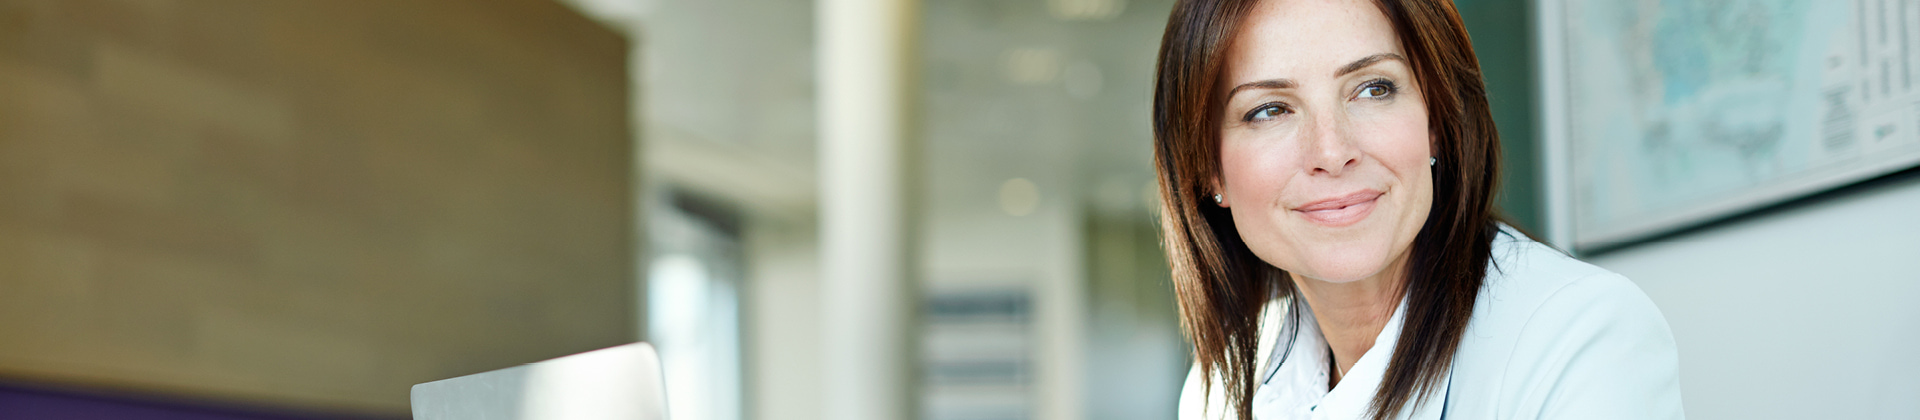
1215, 0, 1433, 284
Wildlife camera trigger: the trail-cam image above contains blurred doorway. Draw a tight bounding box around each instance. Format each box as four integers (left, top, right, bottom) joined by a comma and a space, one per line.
648, 190, 747, 420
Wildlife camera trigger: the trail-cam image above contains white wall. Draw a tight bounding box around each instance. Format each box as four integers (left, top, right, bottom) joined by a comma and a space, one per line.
921, 188, 1087, 420
744, 218, 822, 420
1587, 174, 1920, 420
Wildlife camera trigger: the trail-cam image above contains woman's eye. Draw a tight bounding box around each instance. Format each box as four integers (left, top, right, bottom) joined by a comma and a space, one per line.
1244, 103, 1289, 122
1356, 80, 1396, 99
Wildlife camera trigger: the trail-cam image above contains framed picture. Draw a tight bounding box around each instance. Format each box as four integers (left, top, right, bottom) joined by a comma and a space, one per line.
1536, 0, 1920, 251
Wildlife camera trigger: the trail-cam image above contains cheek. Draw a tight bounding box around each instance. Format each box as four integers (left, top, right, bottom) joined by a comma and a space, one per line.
1217, 137, 1296, 205
1362, 113, 1434, 211
1216, 133, 1312, 266
1352, 105, 1432, 166
1365, 107, 1437, 235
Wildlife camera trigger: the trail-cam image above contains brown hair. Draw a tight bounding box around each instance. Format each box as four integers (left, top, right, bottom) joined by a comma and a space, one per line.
1151, 0, 1501, 419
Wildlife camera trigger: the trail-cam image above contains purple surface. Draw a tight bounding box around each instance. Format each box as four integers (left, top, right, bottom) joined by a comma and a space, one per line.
0, 382, 397, 420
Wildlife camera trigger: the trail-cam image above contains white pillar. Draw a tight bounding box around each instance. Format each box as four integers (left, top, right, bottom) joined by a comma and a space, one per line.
818, 0, 917, 419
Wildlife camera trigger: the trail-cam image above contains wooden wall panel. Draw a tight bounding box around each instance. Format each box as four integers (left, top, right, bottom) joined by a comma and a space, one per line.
0, 0, 634, 415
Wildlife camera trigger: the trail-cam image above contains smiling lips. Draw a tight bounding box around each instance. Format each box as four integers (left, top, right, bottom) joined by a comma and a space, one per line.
1293, 189, 1384, 227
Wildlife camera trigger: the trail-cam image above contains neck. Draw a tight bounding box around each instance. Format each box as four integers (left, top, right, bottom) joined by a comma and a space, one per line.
1292, 253, 1410, 386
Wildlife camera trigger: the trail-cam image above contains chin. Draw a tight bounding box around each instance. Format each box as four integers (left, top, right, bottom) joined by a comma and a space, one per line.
1289, 241, 1398, 283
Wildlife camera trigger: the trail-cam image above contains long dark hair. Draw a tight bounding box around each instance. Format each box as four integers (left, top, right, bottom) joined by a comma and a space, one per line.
1151, 1, 1501, 419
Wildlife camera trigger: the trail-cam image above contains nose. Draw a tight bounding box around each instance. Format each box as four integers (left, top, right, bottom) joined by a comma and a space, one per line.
1303, 111, 1361, 176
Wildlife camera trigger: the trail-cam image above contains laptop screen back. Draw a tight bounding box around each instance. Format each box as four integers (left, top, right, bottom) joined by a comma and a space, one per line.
411, 342, 668, 420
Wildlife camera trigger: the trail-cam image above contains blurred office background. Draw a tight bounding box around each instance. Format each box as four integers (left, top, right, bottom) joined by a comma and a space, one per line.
0, 0, 1915, 420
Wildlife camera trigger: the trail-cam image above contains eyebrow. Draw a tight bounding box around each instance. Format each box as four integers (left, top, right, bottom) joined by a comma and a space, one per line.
1225, 53, 1409, 100
1334, 53, 1406, 78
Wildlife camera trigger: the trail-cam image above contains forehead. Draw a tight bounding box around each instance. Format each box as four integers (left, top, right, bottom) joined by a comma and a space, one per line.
1224, 0, 1403, 82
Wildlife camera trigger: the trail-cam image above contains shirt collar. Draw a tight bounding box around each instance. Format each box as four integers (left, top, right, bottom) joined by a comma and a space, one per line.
1252, 294, 1444, 420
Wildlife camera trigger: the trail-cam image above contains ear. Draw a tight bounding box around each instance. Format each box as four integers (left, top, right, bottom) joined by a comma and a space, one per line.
1209, 176, 1228, 208
1430, 135, 1440, 163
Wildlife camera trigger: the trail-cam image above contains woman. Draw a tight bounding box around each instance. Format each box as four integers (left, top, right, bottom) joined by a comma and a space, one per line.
1152, 0, 1684, 419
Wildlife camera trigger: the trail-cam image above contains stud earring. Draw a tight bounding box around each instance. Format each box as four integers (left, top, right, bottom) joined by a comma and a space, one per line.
1429, 157, 1437, 167
1212, 194, 1223, 204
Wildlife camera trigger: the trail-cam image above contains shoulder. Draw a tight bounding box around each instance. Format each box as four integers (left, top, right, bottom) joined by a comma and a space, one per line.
1469, 227, 1666, 338
1178, 362, 1231, 420
1177, 297, 1290, 420
1446, 227, 1685, 419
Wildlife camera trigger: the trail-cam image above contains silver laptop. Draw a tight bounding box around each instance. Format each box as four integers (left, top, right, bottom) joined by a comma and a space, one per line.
411, 342, 669, 420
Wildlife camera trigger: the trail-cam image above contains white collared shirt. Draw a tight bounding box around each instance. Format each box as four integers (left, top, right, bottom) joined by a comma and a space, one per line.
1250, 297, 1440, 420
1179, 225, 1683, 420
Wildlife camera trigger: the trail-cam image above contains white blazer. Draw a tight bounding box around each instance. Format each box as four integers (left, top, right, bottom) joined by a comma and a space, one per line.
1178, 226, 1685, 419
